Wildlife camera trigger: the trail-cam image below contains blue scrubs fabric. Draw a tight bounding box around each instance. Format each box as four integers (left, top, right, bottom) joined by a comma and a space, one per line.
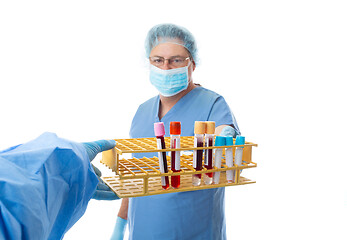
128, 87, 239, 240
0, 133, 98, 240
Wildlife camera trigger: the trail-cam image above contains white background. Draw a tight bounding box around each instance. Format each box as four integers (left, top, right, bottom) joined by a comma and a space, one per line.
1, 1, 346, 239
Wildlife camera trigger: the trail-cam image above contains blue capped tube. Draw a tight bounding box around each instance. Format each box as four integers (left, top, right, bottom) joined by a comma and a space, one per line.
234, 136, 245, 181
213, 136, 226, 184
225, 136, 234, 183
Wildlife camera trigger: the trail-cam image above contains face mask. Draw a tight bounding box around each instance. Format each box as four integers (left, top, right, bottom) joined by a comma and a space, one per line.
149, 64, 189, 97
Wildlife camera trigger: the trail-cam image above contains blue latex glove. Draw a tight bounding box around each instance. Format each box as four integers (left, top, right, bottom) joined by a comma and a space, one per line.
82, 139, 116, 161
82, 140, 120, 200
220, 125, 238, 137
110, 216, 127, 240
92, 165, 120, 200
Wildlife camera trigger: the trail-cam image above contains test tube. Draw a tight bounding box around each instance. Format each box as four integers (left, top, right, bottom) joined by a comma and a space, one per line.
204, 121, 215, 185
213, 136, 226, 184
170, 121, 181, 188
234, 136, 245, 181
192, 121, 206, 186
225, 136, 234, 183
154, 122, 170, 190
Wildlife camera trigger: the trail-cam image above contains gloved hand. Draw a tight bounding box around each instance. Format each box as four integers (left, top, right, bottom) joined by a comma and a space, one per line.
220, 125, 238, 138
92, 165, 120, 200
81, 139, 119, 200
110, 216, 127, 240
82, 139, 116, 161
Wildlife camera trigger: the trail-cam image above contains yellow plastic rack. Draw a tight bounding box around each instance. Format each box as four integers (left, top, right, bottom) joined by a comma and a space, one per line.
101, 136, 257, 198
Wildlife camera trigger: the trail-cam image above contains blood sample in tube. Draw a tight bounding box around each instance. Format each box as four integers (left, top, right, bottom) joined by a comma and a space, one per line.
192, 121, 205, 186
170, 121, 181, 188
204, 121, 215, 185
154, 122, 169, 190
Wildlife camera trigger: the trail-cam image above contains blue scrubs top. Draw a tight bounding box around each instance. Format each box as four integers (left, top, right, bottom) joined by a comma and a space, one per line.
0, 133, 98, 240
128, 86, 240, 240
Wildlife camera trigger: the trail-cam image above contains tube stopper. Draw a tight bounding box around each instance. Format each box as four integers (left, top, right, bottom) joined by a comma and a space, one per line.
225, 136, 234, 146
194, 121, 206, 134
235, 136, 245, 146
215, 136, 226, 146
154, 122, 165, 137
205, 121, 215, 134
170, 122, 181, 135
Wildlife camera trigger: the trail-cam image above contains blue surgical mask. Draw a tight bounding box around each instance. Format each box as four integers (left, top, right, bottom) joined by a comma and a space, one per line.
149, 65, 189, 97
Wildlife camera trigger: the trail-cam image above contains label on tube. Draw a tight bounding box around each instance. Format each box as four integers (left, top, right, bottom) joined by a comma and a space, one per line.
174, 138, 181, 170
157, 138, 165, 173
193, 137, 197, 168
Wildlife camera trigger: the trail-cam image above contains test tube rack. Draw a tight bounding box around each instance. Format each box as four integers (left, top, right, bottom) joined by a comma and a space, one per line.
101, 136, 257, 198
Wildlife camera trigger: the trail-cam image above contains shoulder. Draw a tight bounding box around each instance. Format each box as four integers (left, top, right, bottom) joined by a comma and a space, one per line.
194, 86, 222, 99
190, 86, 225, 106
137, 95, 158, 110
132, 95, 159, 119
130, 95, 159, 138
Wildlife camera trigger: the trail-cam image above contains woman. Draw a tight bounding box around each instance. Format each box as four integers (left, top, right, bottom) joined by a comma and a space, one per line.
112, 23, 240, 240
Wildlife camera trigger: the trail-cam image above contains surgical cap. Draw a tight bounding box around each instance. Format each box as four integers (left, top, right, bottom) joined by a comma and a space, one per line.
145, 23, 198, 63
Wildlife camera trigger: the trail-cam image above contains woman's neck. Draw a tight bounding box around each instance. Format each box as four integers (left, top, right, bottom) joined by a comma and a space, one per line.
158, 82, 197, 120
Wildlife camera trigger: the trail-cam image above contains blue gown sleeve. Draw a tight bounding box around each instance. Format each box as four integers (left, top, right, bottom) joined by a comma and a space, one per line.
0, 132, 99, 240
208, 95, 241, 134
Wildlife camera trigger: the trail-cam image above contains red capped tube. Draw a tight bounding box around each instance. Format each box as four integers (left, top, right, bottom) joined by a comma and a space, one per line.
170, 122, 181, 188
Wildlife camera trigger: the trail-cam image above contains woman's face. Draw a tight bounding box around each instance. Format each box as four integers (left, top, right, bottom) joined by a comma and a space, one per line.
149, 42, 195, 78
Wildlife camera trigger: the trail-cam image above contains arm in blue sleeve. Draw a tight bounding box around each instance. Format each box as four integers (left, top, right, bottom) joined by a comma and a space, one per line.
0, 132, 99, 240
208, 95, 241, 135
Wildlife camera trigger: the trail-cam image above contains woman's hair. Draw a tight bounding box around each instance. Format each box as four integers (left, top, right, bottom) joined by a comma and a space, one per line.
145, 23, 198, 64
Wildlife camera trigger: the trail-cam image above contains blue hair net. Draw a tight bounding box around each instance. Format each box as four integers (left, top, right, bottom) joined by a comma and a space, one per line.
145, 23, 198, 63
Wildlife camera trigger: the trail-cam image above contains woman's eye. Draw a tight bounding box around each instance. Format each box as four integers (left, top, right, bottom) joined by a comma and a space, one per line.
172, 58, 182, 63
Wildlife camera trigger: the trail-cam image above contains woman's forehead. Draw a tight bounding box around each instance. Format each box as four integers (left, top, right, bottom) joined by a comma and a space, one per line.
150, 42, 190, 57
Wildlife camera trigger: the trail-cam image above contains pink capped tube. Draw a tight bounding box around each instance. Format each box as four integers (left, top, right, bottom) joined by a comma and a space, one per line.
154, 122, 169, 190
